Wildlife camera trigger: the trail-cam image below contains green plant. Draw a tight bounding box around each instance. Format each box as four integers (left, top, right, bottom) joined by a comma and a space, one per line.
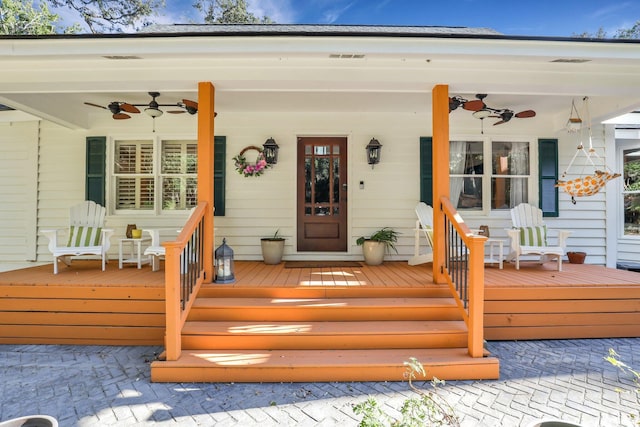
356, 227, 400, 253
353, 358, 460, 427
262, 229, 284, 241
605, 348, 640, 425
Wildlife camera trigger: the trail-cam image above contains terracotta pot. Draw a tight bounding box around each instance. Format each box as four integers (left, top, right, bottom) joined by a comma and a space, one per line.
567, 251, 586, 264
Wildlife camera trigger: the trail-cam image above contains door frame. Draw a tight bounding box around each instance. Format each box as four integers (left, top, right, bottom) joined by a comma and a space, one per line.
295, 135, 350, 253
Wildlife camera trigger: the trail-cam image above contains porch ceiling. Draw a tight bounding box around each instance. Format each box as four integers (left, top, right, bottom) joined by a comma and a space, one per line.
1, 33, 640, 129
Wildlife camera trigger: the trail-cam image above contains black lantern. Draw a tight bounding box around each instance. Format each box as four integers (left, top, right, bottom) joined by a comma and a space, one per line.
366, 138, 382, 168
262, 137, 279, 165
214, 238, 235, 284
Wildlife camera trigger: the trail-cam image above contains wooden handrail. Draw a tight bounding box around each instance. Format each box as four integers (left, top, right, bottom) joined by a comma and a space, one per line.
440, 196, 486, 358
163, 201, 208, 361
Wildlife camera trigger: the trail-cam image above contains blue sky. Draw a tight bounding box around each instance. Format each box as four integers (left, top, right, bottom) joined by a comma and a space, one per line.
158, 0, 640, 37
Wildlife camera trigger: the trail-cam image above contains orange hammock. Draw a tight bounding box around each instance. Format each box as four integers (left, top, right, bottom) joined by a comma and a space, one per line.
556, 169, 620, 200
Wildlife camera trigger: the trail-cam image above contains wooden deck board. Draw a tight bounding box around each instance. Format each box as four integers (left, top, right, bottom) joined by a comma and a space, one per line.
4, 260, 636, 290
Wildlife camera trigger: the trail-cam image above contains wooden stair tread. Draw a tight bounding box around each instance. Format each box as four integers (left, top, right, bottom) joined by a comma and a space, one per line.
198, 285, 453, 299
151, 348, 500, 382
193, 297, 456, 308
183, 320, 467, 336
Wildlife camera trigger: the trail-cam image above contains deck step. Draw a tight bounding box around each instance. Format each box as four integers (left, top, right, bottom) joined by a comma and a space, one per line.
197, 284, 454, 299
181, 320, 468, 350
188, 297, 461, 322
151, 348, 500, 382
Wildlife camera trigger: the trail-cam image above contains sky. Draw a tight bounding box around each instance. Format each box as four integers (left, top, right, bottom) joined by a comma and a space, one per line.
152, 0, 640, 38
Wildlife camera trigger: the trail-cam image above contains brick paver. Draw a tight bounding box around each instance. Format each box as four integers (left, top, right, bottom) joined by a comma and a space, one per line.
1, 338, 638, 426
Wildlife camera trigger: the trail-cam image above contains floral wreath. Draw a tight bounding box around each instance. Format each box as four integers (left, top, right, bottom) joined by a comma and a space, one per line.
233, 145, 271, 177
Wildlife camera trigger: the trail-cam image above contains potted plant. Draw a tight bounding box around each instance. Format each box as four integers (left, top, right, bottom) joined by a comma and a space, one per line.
261, 230, 285, 265
356, 227, 399, 266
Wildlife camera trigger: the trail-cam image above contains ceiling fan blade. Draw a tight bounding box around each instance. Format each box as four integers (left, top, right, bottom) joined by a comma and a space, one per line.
113, 113, 131, 120
167, 110, 186, 114
84, 102, 107, 110
182, 99, 198, 115
120, 103, 140, 114
493, 120, 507, 126
183, 99, 198, 109
463, 99, 485, 111
515, 110, 536, 118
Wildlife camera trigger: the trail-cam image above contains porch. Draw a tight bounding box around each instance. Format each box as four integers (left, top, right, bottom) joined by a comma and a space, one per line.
1, 259, 638, 382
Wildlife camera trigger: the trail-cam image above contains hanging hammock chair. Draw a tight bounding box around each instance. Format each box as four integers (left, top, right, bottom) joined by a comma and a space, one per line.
555, 97, 621, 204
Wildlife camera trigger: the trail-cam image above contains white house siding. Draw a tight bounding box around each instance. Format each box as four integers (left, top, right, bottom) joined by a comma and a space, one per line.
18, 106, 612, 266
0, 121, 38, 264
553, 123, 609, 266
36, 121, 88, 262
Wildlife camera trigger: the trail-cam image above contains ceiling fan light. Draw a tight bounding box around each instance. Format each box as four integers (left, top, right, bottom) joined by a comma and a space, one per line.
145, 107, 163, 118
472, 109, 492, 119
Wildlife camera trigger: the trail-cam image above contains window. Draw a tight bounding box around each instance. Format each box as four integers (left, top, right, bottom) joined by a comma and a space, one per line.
419, 137, 557, 213
622, 146, 640, 236
112, 138, 197, 212
450, 139, 530, 211
161, 140, 198, 210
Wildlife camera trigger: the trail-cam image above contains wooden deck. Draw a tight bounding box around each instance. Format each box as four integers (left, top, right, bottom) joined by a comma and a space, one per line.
1, 259, 638, 345
1, 259, 638, 382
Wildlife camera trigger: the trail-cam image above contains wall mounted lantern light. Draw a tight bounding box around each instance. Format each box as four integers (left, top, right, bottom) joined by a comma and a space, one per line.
366, 138, 382, 168
262, 137, 279, 165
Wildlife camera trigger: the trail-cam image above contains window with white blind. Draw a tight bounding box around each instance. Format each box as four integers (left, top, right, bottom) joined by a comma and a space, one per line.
161, 140, 198, 210
112, 138, 197, 212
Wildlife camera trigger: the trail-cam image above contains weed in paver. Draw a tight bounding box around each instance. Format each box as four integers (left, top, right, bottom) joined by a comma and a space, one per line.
352, 358, 460, 427
605, 348, 640, 426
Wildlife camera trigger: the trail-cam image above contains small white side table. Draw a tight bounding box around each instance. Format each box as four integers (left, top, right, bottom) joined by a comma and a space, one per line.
484, 239, 504, 269
119, 237, 151, 269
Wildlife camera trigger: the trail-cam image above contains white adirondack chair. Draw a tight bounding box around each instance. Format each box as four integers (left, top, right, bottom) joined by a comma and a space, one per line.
506, 203, 571, 271
408, 202, 434, 266
41, 201, 113, 274
143, 229, 165, 272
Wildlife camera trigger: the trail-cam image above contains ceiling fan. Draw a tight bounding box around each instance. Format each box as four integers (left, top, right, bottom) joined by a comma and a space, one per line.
84, 91, 198, 120
449, 94, 536, 127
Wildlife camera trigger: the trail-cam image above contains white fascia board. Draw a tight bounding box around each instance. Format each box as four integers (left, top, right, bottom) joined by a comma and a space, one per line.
1, 34, 638, 62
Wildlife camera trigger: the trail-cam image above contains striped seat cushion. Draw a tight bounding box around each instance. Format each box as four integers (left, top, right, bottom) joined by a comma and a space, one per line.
519, 226, 547, 246
67, 226, 102, 247
426, 228, 434, 247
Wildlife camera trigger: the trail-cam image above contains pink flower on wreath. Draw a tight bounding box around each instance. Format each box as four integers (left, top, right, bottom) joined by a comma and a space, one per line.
233, 149, 271, 177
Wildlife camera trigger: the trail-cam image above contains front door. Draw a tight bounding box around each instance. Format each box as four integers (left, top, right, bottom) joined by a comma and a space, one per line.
297, 137, 347, 251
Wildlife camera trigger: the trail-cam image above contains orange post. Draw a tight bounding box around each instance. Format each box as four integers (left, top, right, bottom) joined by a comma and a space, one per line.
467, 236, 486, 357
432, 84, 450, 284
197, 82, 215, 283
163, 244, 182, 361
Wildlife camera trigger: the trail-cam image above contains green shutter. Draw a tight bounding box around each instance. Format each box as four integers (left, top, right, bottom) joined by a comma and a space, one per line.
539, 138, 559, 217
214, 136, 226, 216
86, 136, 106, 206
419, 137, 433, 205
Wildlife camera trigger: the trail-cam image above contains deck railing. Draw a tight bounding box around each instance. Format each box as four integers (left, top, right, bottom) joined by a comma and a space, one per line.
439, 197, 487, 358
163, 202, 207, 361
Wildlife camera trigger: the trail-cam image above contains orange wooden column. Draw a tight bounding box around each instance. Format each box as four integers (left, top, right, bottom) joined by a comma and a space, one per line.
432, 84, 450, 284
198, 82, 215, 283
467, 236, 486, 357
